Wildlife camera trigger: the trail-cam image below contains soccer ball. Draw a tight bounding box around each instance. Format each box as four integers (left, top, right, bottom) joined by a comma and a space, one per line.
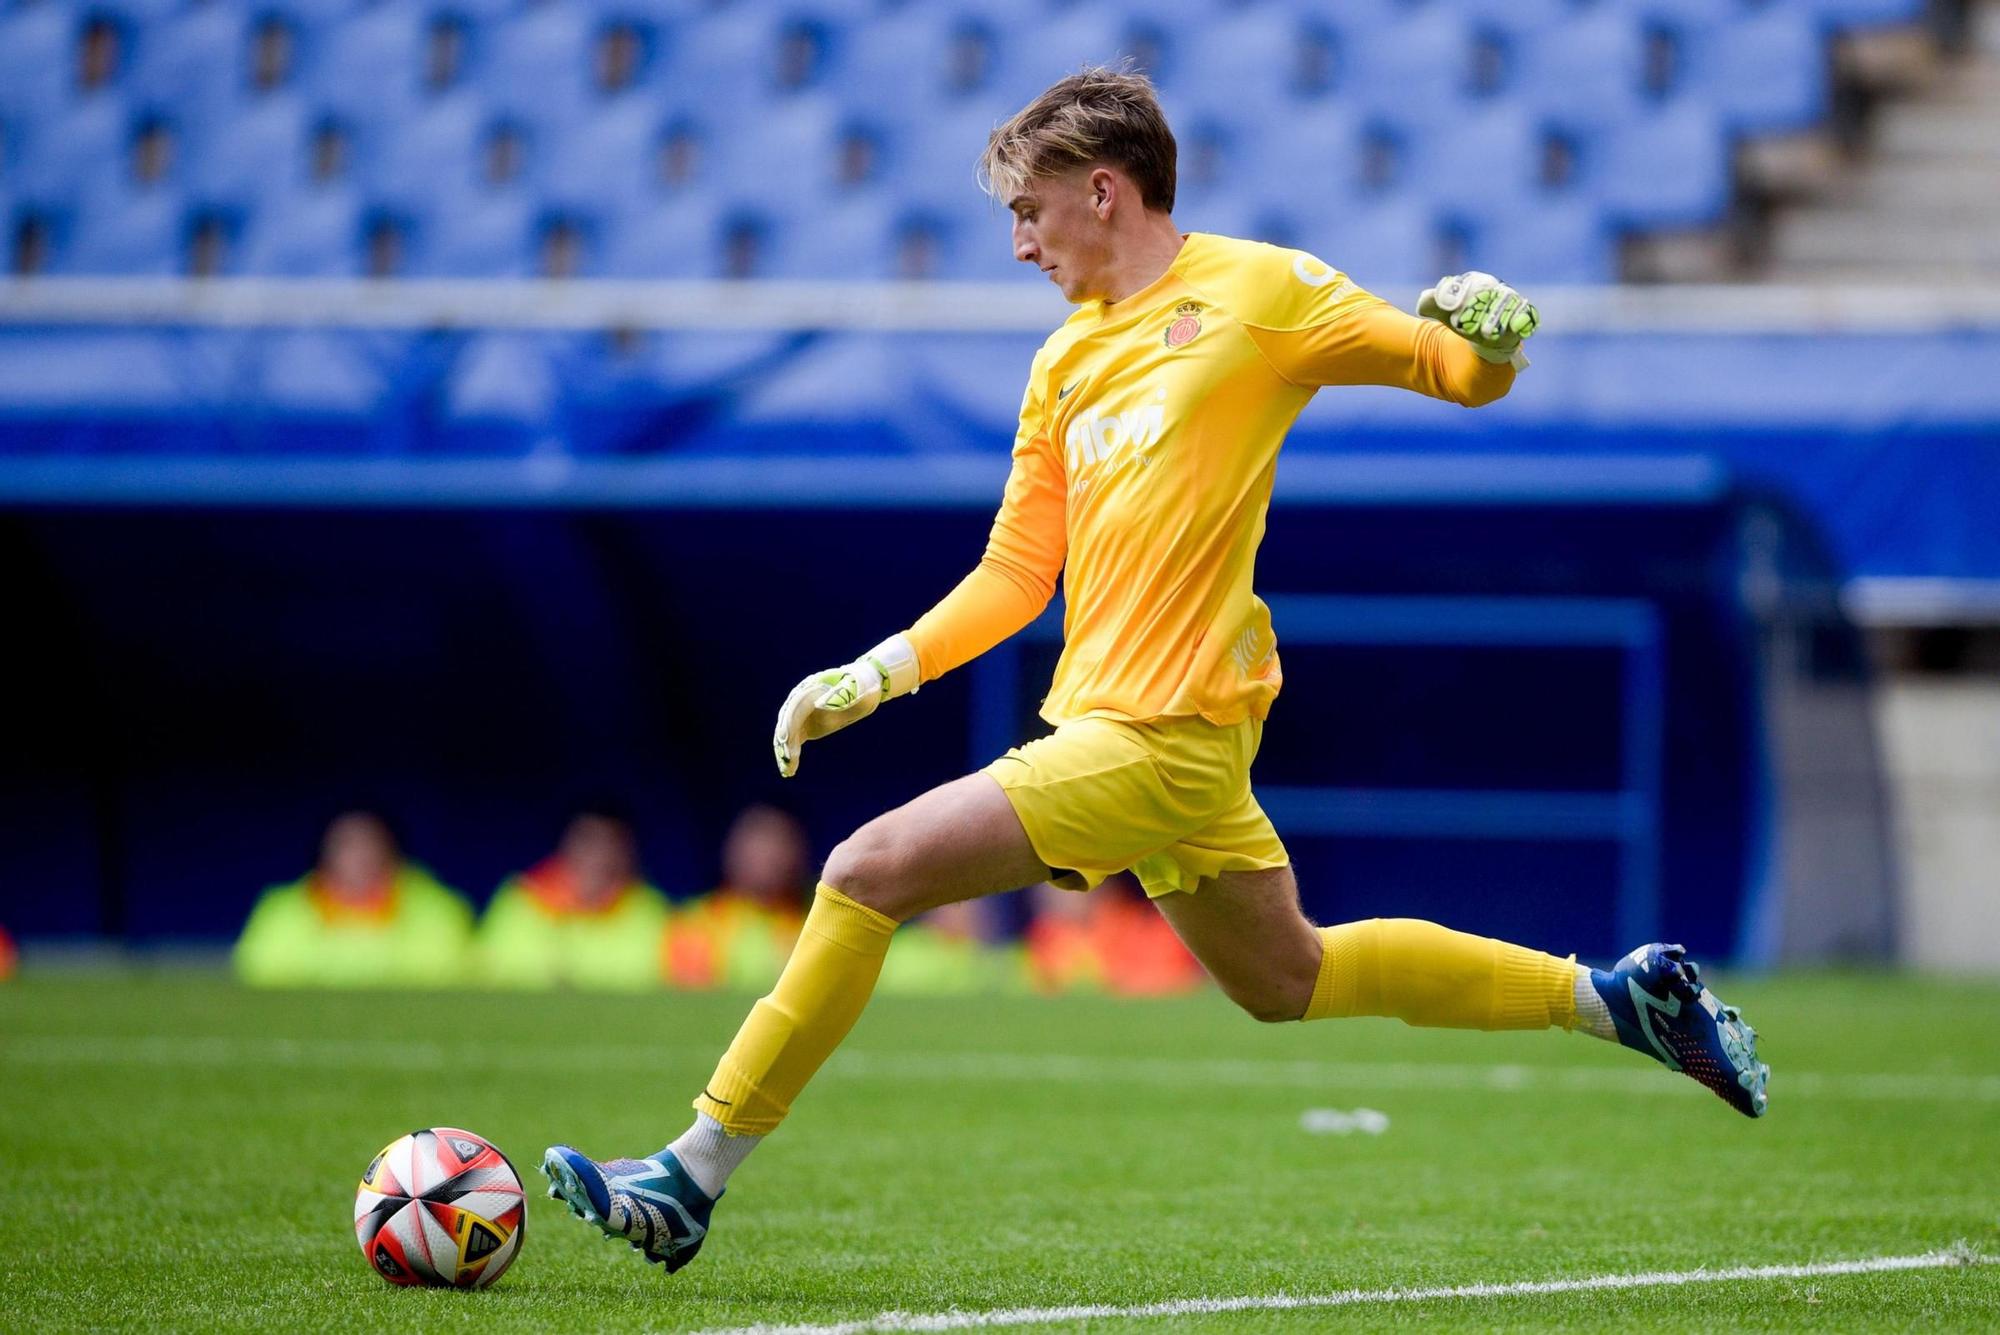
353, 1127, 525, 1288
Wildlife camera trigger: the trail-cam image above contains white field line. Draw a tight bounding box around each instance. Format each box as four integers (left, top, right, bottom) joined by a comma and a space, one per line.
689, 1251, 1990, 1335
3, 1034, 1998, 1104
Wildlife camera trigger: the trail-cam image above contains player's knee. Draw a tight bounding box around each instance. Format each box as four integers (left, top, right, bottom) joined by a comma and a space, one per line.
821, 823, 920, 921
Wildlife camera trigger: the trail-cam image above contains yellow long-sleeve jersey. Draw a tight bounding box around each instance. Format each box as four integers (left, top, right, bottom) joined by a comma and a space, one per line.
905, 232, 1515, 728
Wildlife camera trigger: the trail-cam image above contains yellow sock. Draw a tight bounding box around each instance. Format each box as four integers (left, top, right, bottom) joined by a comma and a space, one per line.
1305, 918, 1577, 1031
694, 884, 897, 1136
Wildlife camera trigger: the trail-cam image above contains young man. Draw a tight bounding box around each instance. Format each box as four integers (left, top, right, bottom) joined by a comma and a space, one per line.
543, 69, 1768, 1271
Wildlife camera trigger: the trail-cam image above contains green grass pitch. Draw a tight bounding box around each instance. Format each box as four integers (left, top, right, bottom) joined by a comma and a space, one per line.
3, 970, 1997, 1331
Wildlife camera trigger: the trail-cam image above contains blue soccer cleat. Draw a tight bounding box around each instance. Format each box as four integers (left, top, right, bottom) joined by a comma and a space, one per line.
540, 1144, 718, 1272
1592, 943, 1770, 1118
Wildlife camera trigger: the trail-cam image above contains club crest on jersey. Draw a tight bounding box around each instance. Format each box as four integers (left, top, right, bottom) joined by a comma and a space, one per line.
1164, 301, 1203, 348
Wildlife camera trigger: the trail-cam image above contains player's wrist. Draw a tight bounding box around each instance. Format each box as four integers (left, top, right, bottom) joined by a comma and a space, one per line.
859, 633, 921, 701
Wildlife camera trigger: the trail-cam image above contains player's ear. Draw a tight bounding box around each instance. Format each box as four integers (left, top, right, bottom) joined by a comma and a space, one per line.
1090, 167, 1116, 221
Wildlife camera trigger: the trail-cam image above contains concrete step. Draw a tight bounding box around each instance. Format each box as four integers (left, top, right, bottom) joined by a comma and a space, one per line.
1847, 161, 2000, 213
1872, 103, 2000, 157
1771, 210, 2000, 269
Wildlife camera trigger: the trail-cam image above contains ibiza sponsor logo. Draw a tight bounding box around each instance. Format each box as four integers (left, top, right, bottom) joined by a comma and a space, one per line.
1164, 300, 1204, 348
1291, 254, 1353, 301
1064, 386, 1167, 479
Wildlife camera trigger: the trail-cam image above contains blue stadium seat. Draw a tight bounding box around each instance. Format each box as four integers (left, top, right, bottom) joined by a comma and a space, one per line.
601, 192, 726, 277
877, 95, 1011, 217
1460, 192, 1618, 284
832, 8, 980, 117
1308, 192, 1440, 287
58, 181, 184, 274
185, 92, 311, 211
1230, 106, 1369, 203
1679, 4, 1828, 134
1507, 3, 1650, 130
477, 0, 598, 128
1402, 101, 1546, 212
536, 90, 672, 222
1166, 7, 1340, 121
1806, 0, 1925, 30
299, 2, 429, 132
0, 2, 74, 120
986, 7, 1134, 107
1590, 96, 1731, 230
1470, 0, 1592, 43
360, 89, 487, 213
126, 3, 248, 134
407, 186, 538, 277
10, 93, 132, 209
1338, 7, 1481, 132
656, 7, 793, 117
758, 192, 897, 280
705, 94, 842, 220
238, 184, 365, 275
439, 332, 564, 451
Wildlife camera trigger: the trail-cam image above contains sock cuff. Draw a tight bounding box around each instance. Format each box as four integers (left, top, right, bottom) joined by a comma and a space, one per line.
1305, 923, 1360, 1021
1493, 944, 1577, 1031
809, 883, 898, 950
696, 1055, 783, 1135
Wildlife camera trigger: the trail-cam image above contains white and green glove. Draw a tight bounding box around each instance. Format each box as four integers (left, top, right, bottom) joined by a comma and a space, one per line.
1418, 271, 1539, 370
773, 633, 921, 778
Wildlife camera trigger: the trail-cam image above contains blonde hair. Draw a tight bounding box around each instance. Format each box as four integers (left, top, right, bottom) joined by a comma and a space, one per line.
978, 66, 1177, 211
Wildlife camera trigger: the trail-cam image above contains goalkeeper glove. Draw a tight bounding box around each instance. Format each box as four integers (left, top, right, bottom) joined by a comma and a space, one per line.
1417, 271, 1539, 370
772, 633, 921, 778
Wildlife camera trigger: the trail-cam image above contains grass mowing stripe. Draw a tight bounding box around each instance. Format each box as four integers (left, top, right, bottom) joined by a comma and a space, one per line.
691, 1251, 1992, 1335
6, 1034, 1997, 1103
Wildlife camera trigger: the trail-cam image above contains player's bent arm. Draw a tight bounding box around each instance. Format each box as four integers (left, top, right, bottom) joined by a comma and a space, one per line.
772, 436, 1066, 777
1252, 298, 1515, 407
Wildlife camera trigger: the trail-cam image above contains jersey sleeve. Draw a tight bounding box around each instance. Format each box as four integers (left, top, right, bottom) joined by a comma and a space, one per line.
1235, 249, 1515, 407
903, 363, 1067, 683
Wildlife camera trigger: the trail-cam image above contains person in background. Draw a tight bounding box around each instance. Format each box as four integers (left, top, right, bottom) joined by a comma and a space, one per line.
1024, 877, 1206, 997
0, 922, 17, 981
875, 898, 1026, 997
477, 809, 669, 991
664, 805, 809, 992
233, 811, 473, 988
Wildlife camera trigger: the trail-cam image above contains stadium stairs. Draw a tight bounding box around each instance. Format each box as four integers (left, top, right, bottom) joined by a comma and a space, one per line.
1632, 0, 1995, 280
1766, 0, 2000, 278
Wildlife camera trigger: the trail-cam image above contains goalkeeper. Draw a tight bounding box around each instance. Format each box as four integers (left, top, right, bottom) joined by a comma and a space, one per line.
545, 68, 1768, 1271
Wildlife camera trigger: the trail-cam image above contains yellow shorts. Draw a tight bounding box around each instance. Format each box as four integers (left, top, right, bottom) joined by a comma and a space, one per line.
983, 715, 1290, 898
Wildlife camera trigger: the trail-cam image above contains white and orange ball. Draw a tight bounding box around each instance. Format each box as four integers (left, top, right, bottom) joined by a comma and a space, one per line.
353, 1127, 525, 1288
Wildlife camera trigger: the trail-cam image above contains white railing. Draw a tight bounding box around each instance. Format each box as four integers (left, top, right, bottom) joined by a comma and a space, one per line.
2, 278, 1997, 333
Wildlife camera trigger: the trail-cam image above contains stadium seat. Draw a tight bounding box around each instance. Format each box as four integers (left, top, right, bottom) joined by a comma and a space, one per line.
986, 7, 1135, 107
477, 0, 599, 129
758, 192, 897, 280
705, 94, 842, 221
1506, 3, 1650, 130
1401, 101, 1546, 213
1806, 0, 1926, 30
406, 186, 538, 277
9, 93, 133, 209
657, 7, 797, 116
1307, 192, 1440, 288
299, 3, 430, 132
1459, 191, 1618, 284
537, 90, 672, 222
1229, 105, 1369, 205
361, 89, 488, 214
1338, 7, 1481, 132
0, 1, 75, 120
876, 95, 1012, 218
438, 331, 564, 452
601, 192, 726, 278
1169, 6, 1342, 120
185, 92, 312, 212
125, 3, 249, 134
57, 181, 185, 275
1590, 95, 1732, 230
1679, 4, 1829, 135
238, 184, 366, 276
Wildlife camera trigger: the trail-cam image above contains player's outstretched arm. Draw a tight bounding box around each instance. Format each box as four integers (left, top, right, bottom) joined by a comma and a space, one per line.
1417, 271, 1540, 370
773, 635, 921, 778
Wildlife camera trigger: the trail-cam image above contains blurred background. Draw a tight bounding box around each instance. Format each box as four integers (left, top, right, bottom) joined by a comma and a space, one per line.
1, 0, 1995, 986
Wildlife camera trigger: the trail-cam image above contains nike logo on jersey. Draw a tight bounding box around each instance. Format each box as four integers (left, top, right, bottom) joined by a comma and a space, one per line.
1057, 380, 1080, 401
